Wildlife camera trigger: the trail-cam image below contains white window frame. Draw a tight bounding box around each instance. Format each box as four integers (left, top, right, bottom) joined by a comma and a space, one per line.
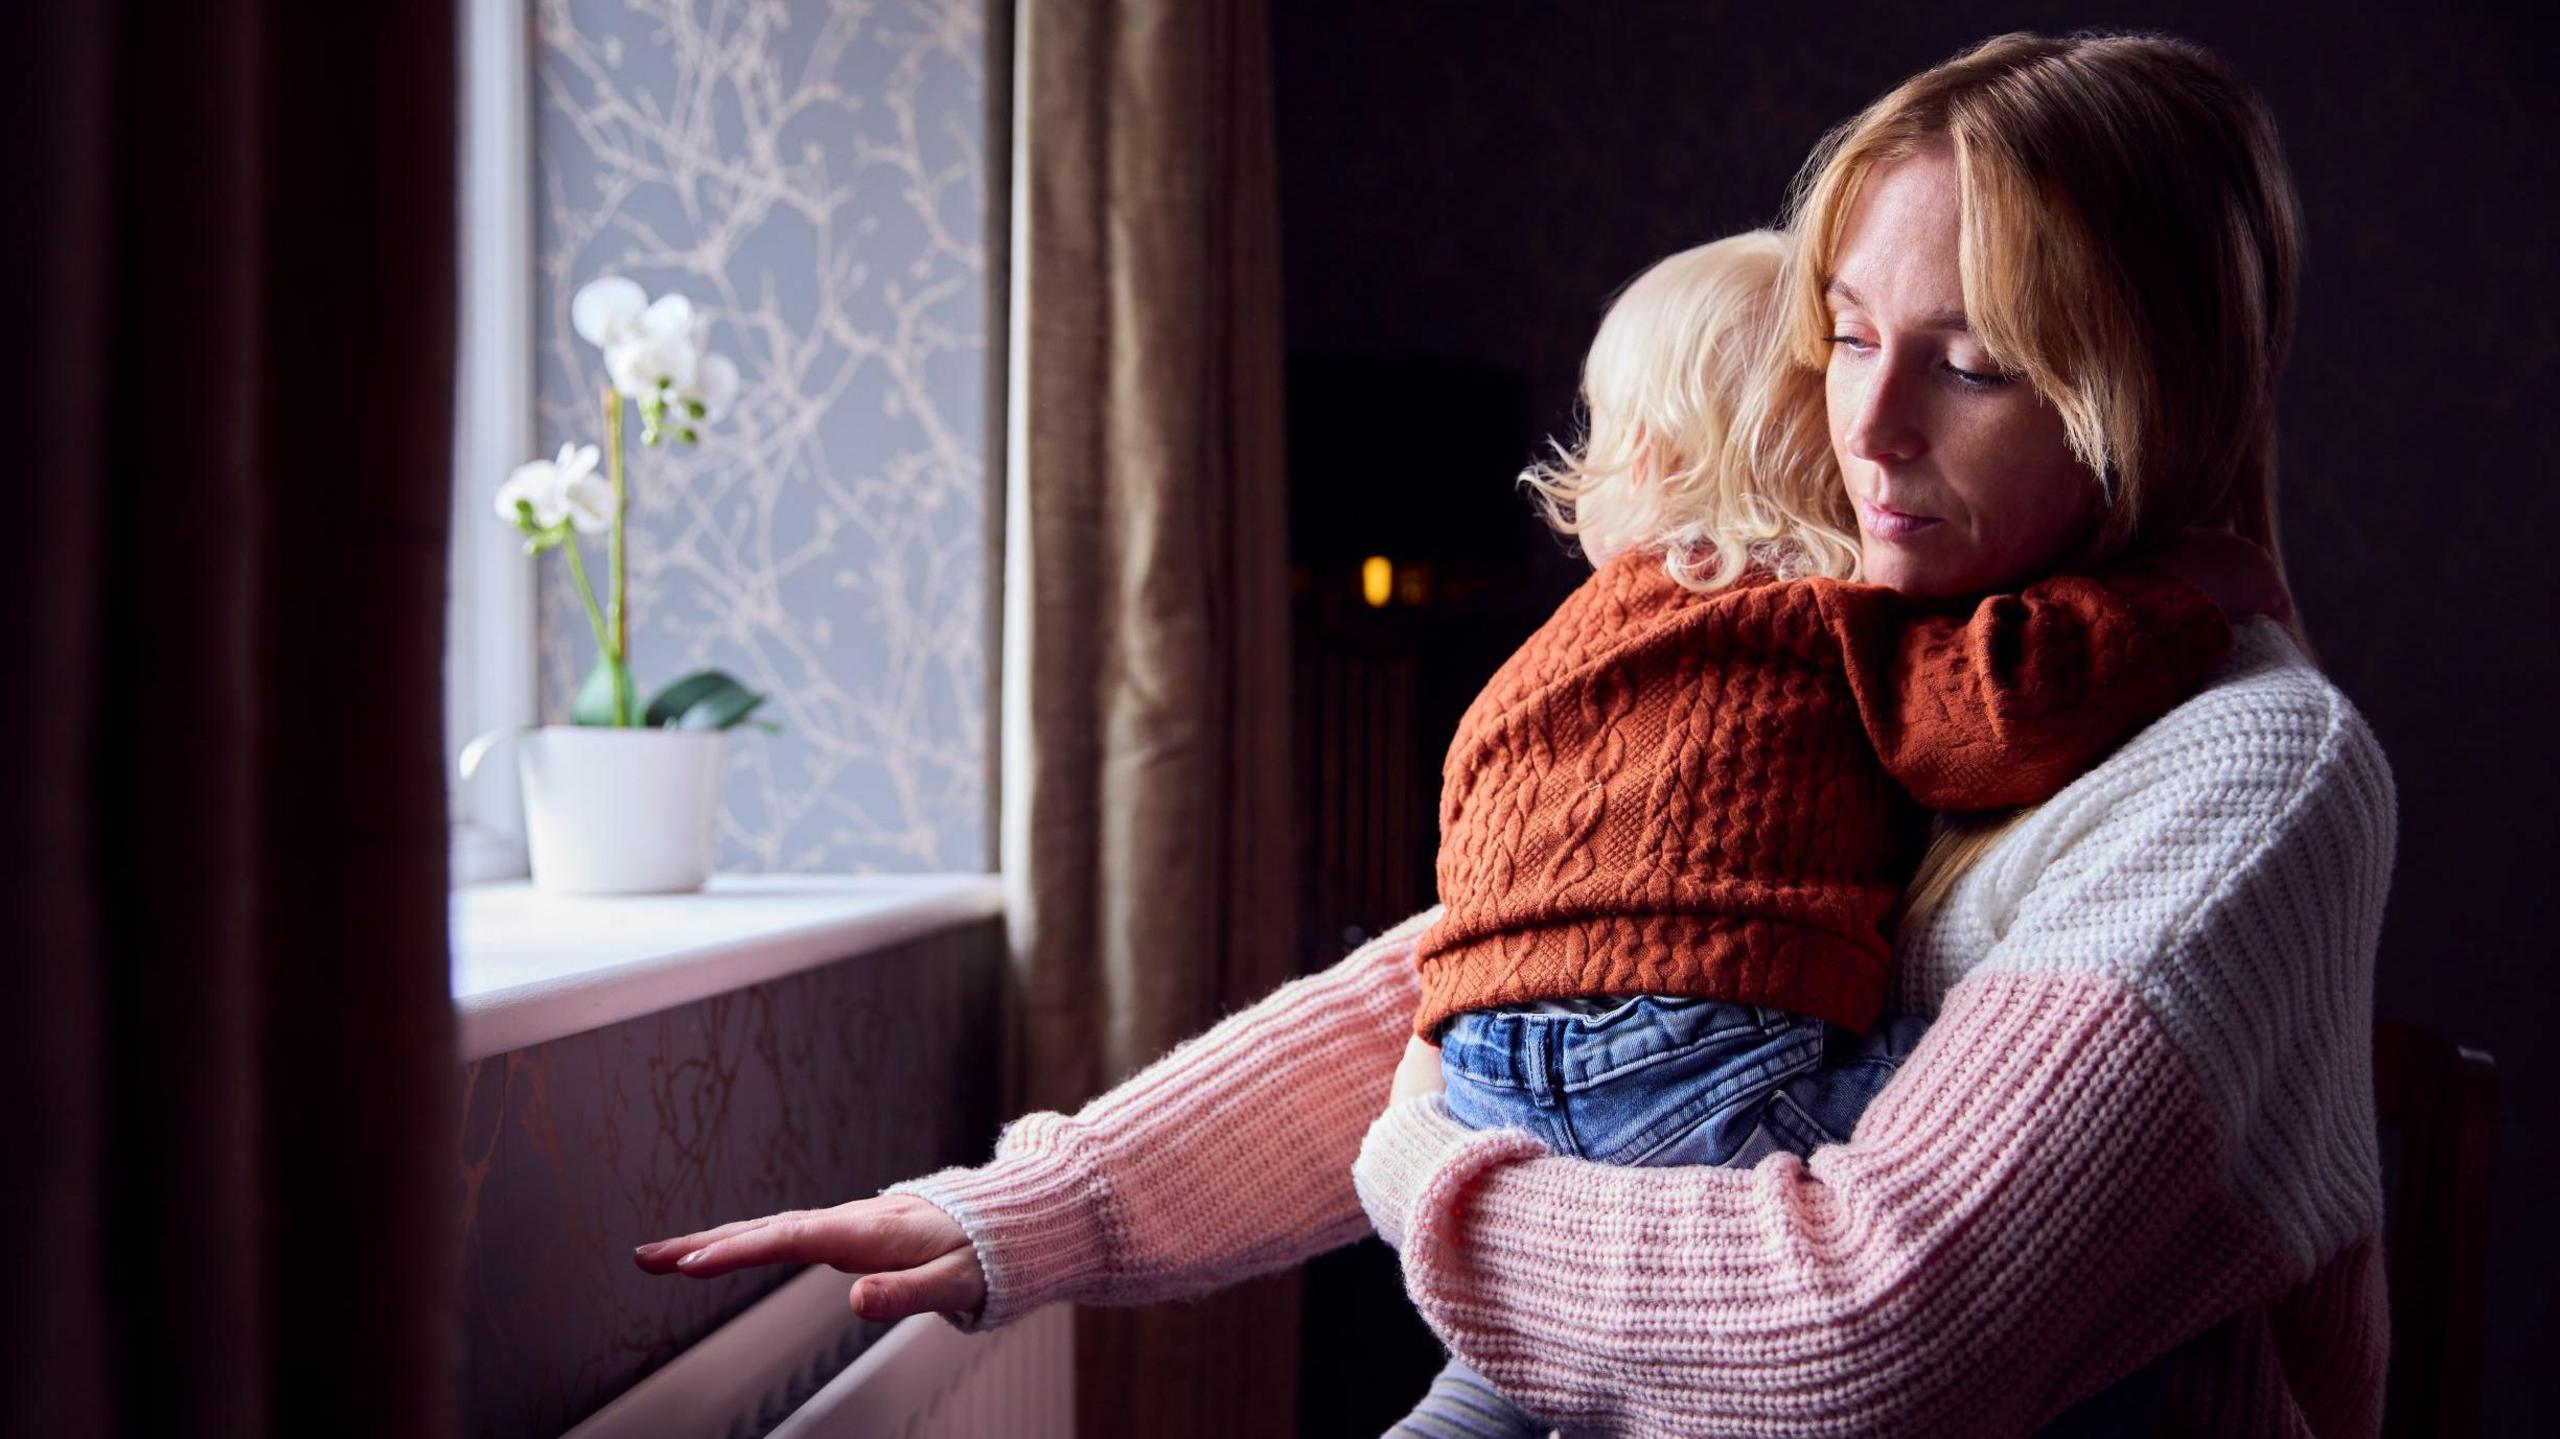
445, 0, 537, 886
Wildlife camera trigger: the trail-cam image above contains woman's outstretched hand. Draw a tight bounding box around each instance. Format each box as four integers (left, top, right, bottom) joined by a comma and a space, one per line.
632, 1193, 987, 1324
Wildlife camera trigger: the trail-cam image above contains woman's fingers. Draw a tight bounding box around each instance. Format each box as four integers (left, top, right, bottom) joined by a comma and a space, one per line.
1388, 1034, 1445, 1106
635, 1195, 972, 1285
631, 1211, 795, 1273
848, 1245, 988, 1323
633, 1195, 989, 1322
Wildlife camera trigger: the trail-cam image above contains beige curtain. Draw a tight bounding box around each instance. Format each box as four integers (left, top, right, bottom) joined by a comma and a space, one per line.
997, 0, 1301, 1433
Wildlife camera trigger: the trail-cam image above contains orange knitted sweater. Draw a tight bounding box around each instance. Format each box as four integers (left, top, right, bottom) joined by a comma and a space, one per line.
1410, 550, 2232, 1042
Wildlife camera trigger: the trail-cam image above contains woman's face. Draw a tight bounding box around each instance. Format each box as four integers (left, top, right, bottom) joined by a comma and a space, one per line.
1822, 144, 2100, 598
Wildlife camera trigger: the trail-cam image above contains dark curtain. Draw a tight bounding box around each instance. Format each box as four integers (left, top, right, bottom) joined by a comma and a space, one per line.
3, 3, 461, 1435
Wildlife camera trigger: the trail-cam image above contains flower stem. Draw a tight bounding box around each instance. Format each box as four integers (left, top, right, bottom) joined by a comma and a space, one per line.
605, 386, 629, 689
562, 532, 614, 666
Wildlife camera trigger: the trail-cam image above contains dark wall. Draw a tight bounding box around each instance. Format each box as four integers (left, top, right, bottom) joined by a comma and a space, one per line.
1275, 1, 2558, 1427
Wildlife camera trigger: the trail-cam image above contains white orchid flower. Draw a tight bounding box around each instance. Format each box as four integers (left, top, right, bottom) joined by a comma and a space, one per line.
571, 276, 648, 349
694, 352, 740, 421
497, 454, 569, 530
571, 275, 736, 437
495, 443, 605, 535
554, 444, 612, 534
605, 293, 700, 397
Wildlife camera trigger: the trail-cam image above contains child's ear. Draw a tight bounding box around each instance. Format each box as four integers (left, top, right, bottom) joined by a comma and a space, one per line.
1625, 422, 1655, 487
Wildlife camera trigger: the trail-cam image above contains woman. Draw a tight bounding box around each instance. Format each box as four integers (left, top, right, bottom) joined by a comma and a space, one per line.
637, 31, 2393, 1437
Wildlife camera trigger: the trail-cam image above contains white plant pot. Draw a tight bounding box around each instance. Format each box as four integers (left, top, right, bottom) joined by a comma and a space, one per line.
517, 724, 727, 895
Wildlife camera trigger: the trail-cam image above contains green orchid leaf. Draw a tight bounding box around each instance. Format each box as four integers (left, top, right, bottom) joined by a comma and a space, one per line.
573, 652, 638, 726
681, 687, 765, 731
642, 667, 768, 730
642, 668, 736, 726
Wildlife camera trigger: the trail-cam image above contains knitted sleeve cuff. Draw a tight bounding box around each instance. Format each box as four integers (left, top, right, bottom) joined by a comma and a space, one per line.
1352, 1092, 1551, 1253
878, 1111, 1115, 1335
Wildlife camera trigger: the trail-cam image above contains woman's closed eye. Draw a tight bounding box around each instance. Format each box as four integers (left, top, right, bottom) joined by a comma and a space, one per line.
1822, 333, 2016, 391
1942, 358, 2016, 390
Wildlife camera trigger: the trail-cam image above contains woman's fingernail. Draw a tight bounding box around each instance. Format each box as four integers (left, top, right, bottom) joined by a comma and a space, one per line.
677, 1248, 708, 1267
633, 1243, 658, 1257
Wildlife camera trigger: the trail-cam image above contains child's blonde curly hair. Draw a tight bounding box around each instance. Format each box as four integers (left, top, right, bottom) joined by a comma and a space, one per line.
1521, 229, 1855, 592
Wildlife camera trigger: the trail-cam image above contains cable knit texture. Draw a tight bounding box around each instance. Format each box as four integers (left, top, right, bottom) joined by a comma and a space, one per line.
1409, 550, 2229, 1041
883, 620, 2393, 1437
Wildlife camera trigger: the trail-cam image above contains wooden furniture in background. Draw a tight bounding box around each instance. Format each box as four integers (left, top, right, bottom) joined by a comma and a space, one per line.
2374, 1017, 2497, 1437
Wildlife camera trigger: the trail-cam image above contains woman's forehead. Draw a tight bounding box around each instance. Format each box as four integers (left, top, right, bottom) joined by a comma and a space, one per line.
1827, 148, 1967, 322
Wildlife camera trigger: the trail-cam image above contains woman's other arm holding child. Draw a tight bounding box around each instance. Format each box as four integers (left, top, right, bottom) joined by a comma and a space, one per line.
1353, 663, 2392, 1436
639, 907, 1439, 1333
1813, 528, 2285, 809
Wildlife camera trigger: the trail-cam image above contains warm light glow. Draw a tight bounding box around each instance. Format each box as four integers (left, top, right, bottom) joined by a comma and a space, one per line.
1361, 555, 1393, 608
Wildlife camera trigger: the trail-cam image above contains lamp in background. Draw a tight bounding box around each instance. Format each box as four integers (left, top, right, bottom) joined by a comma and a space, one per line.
1362, 555, 1394, 607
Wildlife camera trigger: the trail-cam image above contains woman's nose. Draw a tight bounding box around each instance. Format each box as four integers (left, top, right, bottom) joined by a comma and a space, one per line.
1841, 357, 1927, 464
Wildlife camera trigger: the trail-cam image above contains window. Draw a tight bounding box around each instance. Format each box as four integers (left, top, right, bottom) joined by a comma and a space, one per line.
446, 0, 538, 885
444, 0, 992, 888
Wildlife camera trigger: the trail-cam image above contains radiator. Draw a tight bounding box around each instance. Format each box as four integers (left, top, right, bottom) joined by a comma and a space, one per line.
561, 1264, 1076, 1439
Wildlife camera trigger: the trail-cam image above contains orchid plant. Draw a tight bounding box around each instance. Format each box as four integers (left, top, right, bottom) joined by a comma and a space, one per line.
497, 277, 773, 734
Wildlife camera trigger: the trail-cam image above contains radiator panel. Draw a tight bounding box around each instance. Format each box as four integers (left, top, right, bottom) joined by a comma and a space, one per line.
562, 1264, 1074, 1439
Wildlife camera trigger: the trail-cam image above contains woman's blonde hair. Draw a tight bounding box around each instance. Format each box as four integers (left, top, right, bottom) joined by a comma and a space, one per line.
1751, 28, 2306, 582
1743, 30, 2311, 931
1522, 230, 1856, 592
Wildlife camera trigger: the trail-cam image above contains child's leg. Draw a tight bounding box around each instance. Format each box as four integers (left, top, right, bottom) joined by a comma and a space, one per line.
1380, 1002, 1813, 1437
1520, 999, 1933, 1169
1382, 1002, 1930, 1439
1371, 1012, 1591, 1439
1384, 1355, 1560, 1439
1538, 997, 1849, 1168
1750, 1011, 1933, 1152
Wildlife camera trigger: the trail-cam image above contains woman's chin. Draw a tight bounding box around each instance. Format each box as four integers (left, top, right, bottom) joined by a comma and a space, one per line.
1858, 543, 1965, 599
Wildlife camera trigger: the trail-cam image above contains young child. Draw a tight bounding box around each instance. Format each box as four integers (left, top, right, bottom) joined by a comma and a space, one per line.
1382, 231, 2242, 1439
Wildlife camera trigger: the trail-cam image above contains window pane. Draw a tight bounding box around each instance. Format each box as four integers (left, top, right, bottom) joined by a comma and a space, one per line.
529, 0, 989, 873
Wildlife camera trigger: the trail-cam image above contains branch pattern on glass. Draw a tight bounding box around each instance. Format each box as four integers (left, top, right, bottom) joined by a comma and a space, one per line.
529, 0, 988, 869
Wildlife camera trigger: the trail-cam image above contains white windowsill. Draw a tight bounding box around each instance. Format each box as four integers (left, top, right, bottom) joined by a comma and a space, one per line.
451, 872, 1006, 1062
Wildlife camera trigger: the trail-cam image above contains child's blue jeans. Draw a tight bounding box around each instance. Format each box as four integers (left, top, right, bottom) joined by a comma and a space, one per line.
1439, 995, 1926, 1168
1389, 995, 1928, 1438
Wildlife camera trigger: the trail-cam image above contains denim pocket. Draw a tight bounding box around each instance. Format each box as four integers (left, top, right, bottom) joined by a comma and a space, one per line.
1553, 1003, 1827, 1165
1763, 1015, 1931, 1146
1438, 1021, 1571, 1154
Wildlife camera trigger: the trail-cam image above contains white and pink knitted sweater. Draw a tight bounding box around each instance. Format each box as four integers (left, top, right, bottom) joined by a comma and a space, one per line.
881, 619, 2397, 1437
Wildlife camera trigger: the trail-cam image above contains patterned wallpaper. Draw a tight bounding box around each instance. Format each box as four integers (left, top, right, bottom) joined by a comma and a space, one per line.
530, 0, 988, 873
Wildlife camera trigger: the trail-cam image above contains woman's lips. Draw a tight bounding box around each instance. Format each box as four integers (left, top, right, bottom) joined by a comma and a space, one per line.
1854, 496, 1943, 541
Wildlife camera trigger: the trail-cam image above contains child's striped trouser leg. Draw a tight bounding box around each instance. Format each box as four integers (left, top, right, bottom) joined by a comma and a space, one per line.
1382, 1355, 1559, 1439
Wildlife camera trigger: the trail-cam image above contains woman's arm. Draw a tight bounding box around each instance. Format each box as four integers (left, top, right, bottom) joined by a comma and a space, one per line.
1357, 974, 2258, 1437
880, 905, 1440, 1333
1354, 649, 2395, 1437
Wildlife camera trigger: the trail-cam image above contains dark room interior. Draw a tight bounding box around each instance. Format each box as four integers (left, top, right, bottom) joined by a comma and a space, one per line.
1272, 3, 2556, 1432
